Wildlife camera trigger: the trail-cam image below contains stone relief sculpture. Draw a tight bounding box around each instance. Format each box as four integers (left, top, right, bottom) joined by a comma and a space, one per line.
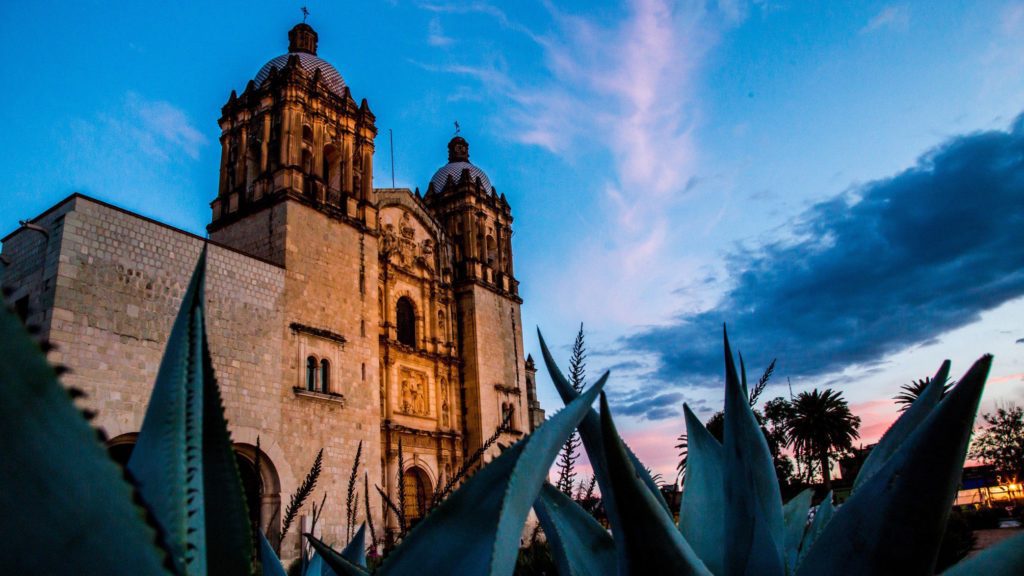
380, 210, 439, 272
398, 368, 430, 417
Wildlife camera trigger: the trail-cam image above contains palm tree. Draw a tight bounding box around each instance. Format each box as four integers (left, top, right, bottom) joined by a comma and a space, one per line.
894, 376, 953, 411
784, 388, 860, 492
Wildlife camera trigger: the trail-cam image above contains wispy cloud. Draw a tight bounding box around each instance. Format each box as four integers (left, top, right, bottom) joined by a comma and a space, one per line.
417, 1, 755, 326
861, 4, 910, 34
427, 17, 454, 47
88, 92, 207, 162
57, 92, 208, 228
624, 114, 1024, 415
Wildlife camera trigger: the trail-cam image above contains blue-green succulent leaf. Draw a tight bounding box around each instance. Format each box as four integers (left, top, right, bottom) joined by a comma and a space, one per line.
853, 360, 951, 491
797, 492, 832, 566
0, 282, 171, 574
306, 535, 369, 576
944, 531, 1024, 575
126, 247, 252, 575
341, 523, 367, 567
796, 355, 992, 576
200, 326, 254, 575
782, 489, 813, 574
377, 375, 606, 576
722, 327, 785, 576
260, 531, 288, 576
599, 393, 712, 575
679, 403, 725, 576
533, 482, 616, 576
127, 248, 210, 574
537, 331, 670, 521
305, 553, 322, 576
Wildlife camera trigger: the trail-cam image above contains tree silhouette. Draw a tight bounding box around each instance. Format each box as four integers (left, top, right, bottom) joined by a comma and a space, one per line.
894, 376, 953, 411
555, 324, 586, 496
784, 388, 860, 492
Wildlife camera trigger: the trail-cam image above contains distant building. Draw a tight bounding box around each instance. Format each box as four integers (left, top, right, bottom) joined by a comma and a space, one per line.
1, 22, 544, 558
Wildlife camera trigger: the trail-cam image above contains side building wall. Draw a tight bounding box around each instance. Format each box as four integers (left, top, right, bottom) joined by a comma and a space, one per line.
457, 284, 528, 458
0, 195, 380, 562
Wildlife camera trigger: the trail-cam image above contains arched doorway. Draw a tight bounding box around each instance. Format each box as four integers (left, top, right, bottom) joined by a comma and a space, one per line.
104, 435, 281, 550
234, 443, 282, 550
401, 466, 432, 526
107, 432, 138, 469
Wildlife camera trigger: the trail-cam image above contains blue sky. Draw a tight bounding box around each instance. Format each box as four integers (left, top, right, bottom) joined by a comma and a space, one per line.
2, 1, 1023, 476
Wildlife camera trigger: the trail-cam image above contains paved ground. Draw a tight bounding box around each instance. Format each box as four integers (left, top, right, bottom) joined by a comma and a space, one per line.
967, 528, 1022, 558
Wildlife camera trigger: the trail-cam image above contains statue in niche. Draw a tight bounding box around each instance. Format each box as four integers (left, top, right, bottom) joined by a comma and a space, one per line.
400, 377, 413, 413
441, 400, 449, 427
412, 376, 427, 415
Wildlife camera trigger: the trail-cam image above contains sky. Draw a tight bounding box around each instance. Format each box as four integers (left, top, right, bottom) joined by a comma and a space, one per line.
1, 0, 1023, 481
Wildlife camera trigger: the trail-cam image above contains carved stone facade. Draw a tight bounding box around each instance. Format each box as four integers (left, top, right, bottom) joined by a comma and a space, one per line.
0, 22, 544, 559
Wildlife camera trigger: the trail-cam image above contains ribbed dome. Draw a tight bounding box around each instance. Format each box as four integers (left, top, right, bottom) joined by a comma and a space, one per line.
430, 162, 492, 192
429, 135, 493, 192
254, 52, 346, 96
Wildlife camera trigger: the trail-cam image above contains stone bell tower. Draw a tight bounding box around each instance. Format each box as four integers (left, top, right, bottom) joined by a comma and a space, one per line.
205, 22, 386, 551
424, 136, 533, 458
208, 22, 378, 261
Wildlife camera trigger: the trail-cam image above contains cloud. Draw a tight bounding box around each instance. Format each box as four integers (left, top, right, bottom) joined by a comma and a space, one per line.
427, 17, 453, 46
1016, 337, 1024, 344
861, 5, 910, 34
626, 114, 1024, 399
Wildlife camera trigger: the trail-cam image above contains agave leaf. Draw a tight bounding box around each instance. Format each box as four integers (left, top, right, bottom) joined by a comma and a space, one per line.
377, 375, 606, 576
538, 331, 670, 519
796, 355, 992, 576
341, 523, 367, 567
126, 247, 252, 575
305, 553, 325, 576
678, 403, 725, 576
306, 535, 370, 576
127, 248, 209, 574
0, 285, 171, 573
598, 393, 712, 575
260, 531, 288, 576
533, 482, 616, 576
853, 360, 951, 491
722, 327, 785, 576
944, 531, 1024, 575
200, 324, 254, 574
796, 492, 832, 566
781, 489, 813, 574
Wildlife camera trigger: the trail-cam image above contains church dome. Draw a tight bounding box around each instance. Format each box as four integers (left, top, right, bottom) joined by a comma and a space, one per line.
253, 23, 346, 97
430, 136, 493, 192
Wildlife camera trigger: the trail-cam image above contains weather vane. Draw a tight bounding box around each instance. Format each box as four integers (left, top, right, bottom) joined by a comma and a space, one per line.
454, 120, 460, 136
301, 6, 310, 22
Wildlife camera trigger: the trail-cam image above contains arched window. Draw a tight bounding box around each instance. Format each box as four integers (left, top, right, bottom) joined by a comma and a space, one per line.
396, 297, 416, 347
320, 359, 330, 393
402, 467, 431, 524
302, 149, 313, 176
486, 235, 497, 265
306, 356, 317, 391
501, 403, 515, 431
323, 144, 341, 192
302, 125, 314, 143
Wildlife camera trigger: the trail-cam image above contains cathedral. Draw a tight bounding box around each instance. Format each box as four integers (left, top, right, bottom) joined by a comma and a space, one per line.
0, 22, 544, 557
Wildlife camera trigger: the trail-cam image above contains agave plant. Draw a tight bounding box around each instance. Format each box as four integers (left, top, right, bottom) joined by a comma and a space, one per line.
1, 249, 1022, 575
533, 328, 1023, 576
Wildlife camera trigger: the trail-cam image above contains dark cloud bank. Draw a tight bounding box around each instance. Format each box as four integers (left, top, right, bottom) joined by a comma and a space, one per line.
625, 114, 1024, 416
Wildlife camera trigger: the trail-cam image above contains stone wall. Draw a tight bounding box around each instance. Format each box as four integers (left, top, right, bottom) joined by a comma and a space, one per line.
457, 284, 528, 458
0, 195, 383, 562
